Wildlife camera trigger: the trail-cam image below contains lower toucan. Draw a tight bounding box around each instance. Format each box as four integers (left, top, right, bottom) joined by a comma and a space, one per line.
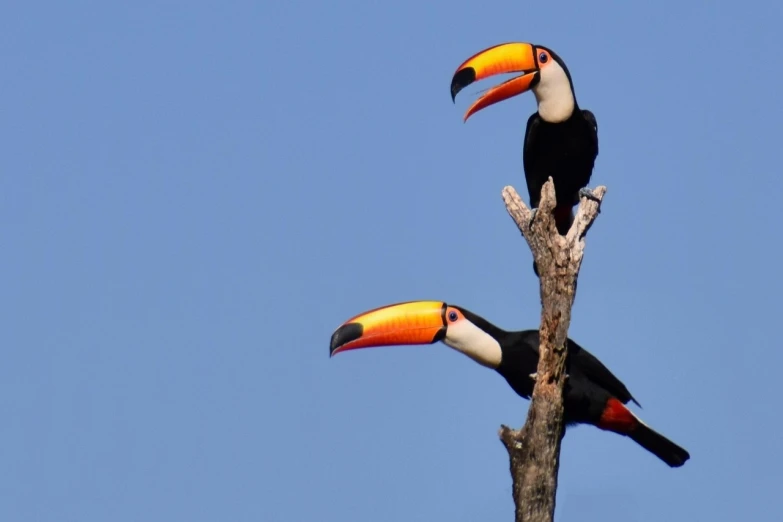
330, 300, 690, 468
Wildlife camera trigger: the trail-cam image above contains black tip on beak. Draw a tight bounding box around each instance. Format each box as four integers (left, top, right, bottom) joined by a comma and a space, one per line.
329, 322, 364, 357
450, 67, 476, 103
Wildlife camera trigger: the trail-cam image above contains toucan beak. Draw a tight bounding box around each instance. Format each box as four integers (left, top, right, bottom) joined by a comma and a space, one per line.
329, 301, 447, 357
450, 42, 539, 121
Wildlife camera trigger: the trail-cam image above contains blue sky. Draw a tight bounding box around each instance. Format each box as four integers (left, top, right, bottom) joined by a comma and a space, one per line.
2, 1, 782, 520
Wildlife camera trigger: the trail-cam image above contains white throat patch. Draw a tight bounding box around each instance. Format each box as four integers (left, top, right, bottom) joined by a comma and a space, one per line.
532, 60, 575, 123
443, 320, 502, 369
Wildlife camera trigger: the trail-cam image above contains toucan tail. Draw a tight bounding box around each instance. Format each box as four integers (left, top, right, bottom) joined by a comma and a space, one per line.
599, 398, 690, 468
628, 421, 690, 468
554, 205, 574, 235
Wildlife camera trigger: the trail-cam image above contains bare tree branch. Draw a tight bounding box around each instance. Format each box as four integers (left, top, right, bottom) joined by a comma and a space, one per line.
498, 177, 606, 522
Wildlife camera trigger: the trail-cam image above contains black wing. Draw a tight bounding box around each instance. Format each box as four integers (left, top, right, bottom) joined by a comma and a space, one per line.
498, 330, 639, 407
567, 337, 640, 407
582, 109, 599, 158
522, 113, 543, 207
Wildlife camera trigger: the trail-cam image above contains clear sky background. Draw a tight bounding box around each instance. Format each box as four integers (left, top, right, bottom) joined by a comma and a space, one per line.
2, 1, 782, 520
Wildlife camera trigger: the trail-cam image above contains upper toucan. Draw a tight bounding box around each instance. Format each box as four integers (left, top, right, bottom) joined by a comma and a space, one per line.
450, 43, 600, 274
330, 300, 690, 468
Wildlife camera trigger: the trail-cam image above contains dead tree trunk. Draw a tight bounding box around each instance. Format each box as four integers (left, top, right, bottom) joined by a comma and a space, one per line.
498, 178, 606, 522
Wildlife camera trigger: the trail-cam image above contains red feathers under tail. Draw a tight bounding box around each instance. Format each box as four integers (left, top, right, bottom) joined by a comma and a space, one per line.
553, 206, 574, 235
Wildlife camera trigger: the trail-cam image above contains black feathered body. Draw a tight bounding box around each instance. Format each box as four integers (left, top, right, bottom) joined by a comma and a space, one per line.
523, 109, 599, 232
493, 330, 638, 426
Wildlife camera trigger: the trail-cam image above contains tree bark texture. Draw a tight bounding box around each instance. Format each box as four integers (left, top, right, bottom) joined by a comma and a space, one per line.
498, 178, 606, 522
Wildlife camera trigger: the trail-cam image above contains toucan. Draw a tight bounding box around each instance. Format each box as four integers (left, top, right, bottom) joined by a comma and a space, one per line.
330, 300, 690, 468
450, 43, 600, 274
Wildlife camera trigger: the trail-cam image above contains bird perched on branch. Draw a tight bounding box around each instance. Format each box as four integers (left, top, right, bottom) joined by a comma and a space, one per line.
330, 300, 690, 468
450, 43, 600, 274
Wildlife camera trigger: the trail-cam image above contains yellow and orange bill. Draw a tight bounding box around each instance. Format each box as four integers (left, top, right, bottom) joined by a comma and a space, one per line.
329, 301, 448, 356
450, 42, 543, 121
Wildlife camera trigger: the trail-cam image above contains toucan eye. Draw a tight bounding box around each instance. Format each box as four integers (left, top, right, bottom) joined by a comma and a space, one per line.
539, 52, 548, 63
448, 311, 458, 322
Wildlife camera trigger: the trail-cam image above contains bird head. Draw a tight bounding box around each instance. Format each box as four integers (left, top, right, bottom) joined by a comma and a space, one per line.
450, 42, 575, 123
329, 300, 503, 369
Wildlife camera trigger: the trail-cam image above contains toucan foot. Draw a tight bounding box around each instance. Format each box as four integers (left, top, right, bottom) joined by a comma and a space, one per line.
579, 187, 601, 207
528, 208, 538, 230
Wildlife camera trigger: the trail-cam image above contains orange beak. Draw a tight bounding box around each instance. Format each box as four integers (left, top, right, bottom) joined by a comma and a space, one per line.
450, 42, 539, 121
329, 301, 447, 357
